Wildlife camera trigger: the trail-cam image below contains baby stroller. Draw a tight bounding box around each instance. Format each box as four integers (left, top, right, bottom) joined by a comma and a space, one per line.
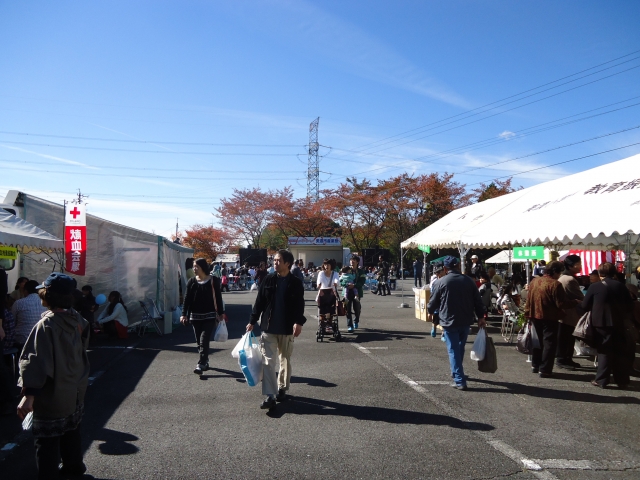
498, 288, 520, 343
316, 286, 342, 342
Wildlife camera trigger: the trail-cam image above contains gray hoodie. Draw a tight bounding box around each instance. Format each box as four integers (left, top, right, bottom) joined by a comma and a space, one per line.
19, 309, 90, 419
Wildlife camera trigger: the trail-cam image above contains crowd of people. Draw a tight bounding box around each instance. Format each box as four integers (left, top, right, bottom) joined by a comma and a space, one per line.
425, 252, 640, 391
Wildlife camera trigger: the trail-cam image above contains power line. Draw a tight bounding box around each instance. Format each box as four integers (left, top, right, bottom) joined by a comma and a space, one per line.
343, 63, 640, 158
0, 130, 302, 147
0, 141, 302, 156
337, 50, 640, 155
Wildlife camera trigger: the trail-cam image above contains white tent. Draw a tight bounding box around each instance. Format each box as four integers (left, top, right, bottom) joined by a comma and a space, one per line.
484, 250, 528, 264
401, 154, 640, 275
0, 210, 63, 252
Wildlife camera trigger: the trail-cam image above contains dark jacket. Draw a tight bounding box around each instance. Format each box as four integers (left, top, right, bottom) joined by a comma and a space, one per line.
250, 272, 306, 334
427, 271, 485, 328
581, 279, 632, 329
182, 276, 225, 319
19, 309, 90, 419
352, 267, 367, 298
525, 275, 577, 321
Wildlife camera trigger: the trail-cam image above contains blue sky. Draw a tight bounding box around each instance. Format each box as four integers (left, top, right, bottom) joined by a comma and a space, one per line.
1, 1, 639, 239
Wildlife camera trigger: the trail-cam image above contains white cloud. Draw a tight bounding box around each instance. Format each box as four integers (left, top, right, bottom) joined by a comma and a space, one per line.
265, 0, 469, 108
498, 131, 516, 140
0, 145, 99, 169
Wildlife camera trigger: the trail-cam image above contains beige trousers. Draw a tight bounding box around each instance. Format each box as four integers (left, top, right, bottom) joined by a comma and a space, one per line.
260, 332, 294, 396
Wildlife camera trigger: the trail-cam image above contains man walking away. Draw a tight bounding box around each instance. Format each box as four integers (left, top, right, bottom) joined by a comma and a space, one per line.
291, 259, 305, 283
413, 259, 423, 288
427, 256, 486, 390
525, 261, 578, 378
556, 255, 584, 370
247, 249, 306, 410
376, 255, 390, 296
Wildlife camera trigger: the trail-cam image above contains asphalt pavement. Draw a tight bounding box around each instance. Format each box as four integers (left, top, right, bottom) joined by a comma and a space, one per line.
2, 279, 639, 479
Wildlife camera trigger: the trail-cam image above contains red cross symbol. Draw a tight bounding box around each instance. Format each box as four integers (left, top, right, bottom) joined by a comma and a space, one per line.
69, 207, 81, 219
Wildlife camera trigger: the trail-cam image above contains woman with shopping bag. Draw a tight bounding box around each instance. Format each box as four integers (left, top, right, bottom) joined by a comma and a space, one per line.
181, 258, 227, 375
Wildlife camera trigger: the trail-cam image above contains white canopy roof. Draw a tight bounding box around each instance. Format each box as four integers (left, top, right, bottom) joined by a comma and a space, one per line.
0, 210, 63, 252
484, 250, 528, 264
402, 154, 640, 250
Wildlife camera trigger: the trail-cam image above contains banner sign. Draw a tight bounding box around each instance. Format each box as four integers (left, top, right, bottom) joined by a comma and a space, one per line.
0, 246, 18, 259
65, 204, 87, 275
287, 236, 342, 246
513, 246, 544, 259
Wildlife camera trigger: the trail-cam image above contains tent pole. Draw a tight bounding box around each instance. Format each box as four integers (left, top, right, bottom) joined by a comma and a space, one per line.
458, 242, 469, 274
508, 243, 512, 278
399, 246, 409, 308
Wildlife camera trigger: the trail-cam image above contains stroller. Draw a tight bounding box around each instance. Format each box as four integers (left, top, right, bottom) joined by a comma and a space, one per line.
498, 287, 520, 343
316, 286, 342, 342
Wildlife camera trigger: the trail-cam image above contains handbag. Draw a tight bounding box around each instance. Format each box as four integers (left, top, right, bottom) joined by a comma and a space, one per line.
573, 311, 596, 347
477, 335, 498, 373
516, 322, 533, 354
335, 285, 346, 316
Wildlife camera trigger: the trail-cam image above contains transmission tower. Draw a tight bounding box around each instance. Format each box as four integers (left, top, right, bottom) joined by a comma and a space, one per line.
307, 117, 320, 201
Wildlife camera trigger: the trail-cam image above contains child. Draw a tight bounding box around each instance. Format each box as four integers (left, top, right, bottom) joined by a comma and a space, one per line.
339, 266, 359, 301
17, 273, 90, 479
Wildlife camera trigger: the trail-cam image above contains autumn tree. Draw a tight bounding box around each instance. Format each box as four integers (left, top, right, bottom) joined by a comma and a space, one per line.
182, 225, 238, 261
323, 178, 387, 252
473, 178, 522, 202
269, 193, 340, 239
216, 187, 276, 248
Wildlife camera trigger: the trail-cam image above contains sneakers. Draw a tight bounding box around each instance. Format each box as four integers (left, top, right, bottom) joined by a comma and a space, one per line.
354, 322, 359, 330
555, 362, 575, 371
449, 382, 468, 391
59, 462, 87, 477
193, 363, 209, 374
430, 328, 436, 338
276, 389, 287, 402
347, 326, 354, 333
260, 396, 276, 409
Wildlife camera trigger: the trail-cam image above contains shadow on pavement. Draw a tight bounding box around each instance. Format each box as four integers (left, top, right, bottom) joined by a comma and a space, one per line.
349, 328, 428, 343
266, 396, 494, 431
471, 378, 640, 403
95, 428, 139, 456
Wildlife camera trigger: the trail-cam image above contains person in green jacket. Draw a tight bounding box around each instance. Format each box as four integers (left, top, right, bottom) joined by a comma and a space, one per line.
343, 255, 367, 331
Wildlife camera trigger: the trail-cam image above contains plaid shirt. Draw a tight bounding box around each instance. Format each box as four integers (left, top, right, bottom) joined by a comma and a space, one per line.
11, 293, 46, 344
2, 308, 15, 348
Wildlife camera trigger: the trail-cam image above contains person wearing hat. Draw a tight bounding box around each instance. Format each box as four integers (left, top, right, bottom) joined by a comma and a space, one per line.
428, 262, 445, 338
16, 273, 91, 479
427, 256, 486, 390
469, 254, 484, 280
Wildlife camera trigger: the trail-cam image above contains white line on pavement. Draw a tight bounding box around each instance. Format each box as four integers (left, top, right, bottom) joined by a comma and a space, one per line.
350, 342, 559, 480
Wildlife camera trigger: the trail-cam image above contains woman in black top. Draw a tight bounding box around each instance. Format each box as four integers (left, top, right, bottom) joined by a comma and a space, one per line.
181, 258, 227, 375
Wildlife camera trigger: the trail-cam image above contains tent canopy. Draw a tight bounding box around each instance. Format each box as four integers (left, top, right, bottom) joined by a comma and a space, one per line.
0, 210, 63, 252
484, 250, 528, 264
402, 154, 640, 251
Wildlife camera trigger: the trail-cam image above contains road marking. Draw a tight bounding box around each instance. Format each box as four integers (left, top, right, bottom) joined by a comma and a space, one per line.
351, 342, 559, 479
531, 459, 640, 470
413, 381, 596, 389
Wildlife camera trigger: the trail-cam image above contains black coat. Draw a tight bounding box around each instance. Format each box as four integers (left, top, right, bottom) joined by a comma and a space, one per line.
250, 272, 306, 335
581, 279, 632, 328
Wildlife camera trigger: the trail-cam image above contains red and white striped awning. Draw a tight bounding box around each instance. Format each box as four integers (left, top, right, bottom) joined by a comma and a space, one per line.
559, 250, 626, 276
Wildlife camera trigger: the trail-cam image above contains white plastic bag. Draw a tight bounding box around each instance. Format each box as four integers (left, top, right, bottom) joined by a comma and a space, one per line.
250, 283, 258, 291
214, 320, 228, 342
231, 333, 248, 359
470, 327, 487, 361
238, 332, 263, 387
574, 339, 597, 357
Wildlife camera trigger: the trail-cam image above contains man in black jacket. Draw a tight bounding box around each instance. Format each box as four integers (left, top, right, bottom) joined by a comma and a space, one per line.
247, 249, 306, 409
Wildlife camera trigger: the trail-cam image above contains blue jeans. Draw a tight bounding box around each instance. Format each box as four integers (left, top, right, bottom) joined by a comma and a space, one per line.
443, 325, 471, 386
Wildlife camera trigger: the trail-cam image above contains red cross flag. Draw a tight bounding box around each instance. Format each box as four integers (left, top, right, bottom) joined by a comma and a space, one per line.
65, 204, 87, 275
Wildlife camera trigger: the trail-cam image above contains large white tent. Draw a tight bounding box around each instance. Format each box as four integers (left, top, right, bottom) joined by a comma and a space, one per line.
402, 154, 640, 275
0, 210, 63, 252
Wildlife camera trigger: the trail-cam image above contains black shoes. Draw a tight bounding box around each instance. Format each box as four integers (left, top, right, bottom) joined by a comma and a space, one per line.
194, 363, 209, 375
260, 397, 276, 409
539, 372, 553, 378
276, 389, 287, 402
59, 462, 87, 478
531, 367, 539, 374
555, 362, 576, 371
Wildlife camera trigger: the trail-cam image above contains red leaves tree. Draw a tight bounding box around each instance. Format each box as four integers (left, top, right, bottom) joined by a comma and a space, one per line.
473, 178, 522, 202
216, 187, 276, 248
182, 225, 238, 261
